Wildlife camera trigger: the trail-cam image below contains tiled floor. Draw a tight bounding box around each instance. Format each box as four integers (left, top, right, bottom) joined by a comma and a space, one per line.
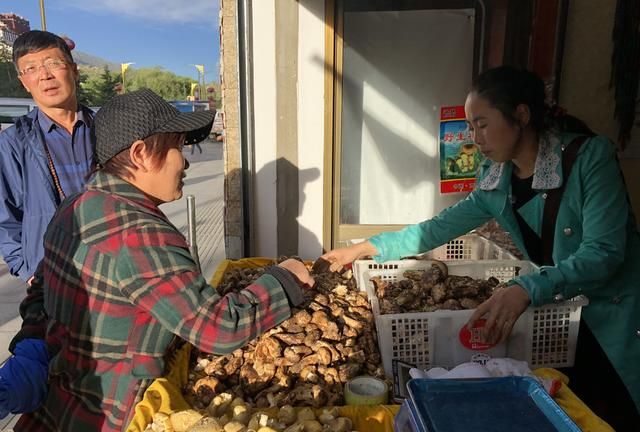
0, 415, 18, 431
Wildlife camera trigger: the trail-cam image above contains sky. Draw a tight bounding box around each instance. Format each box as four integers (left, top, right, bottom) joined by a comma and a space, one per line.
1, 0, 220, 82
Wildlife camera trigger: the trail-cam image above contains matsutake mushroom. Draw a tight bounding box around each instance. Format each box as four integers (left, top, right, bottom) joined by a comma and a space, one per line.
184, 258, 387, 408
371, 261, 502, 314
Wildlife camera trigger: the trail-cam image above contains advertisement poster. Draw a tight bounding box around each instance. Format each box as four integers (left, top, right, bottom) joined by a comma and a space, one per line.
439, 106, 480, 194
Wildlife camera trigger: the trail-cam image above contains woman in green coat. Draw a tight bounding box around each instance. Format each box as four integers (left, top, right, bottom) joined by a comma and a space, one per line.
323, 66, 640, 430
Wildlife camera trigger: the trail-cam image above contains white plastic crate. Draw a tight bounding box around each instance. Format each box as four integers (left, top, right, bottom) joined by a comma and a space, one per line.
359, 260, 587, 377
352, 234, 517, 292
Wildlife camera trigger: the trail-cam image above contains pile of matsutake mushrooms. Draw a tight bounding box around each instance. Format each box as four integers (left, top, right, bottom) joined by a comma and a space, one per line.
146, 399, 356, 432
184, 258, 386, 411
371, 261, 503, 314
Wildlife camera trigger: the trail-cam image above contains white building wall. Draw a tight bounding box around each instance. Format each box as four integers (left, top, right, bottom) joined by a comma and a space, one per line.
250, 0, 326, 258
249, 2, 474, 256
296, 0, 325, 258
251, 0, 279, 257
0, 25, 18, 46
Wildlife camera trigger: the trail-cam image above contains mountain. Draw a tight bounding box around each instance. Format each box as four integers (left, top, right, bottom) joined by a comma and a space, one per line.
73, 50, 119, 71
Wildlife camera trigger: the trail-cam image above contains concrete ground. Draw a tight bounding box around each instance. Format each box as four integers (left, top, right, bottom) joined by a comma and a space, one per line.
0, 139, 226, 430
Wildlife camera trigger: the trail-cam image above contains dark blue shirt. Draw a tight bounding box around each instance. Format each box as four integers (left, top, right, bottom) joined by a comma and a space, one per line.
37, 107, 94, 199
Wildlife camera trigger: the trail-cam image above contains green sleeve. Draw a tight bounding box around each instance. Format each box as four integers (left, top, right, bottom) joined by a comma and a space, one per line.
369, 190, 493, 262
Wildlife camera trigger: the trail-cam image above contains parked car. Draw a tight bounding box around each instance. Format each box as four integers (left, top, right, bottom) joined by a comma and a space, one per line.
168, 101, 221, 140
0, 97, 38, 131
169, 100, 212, 113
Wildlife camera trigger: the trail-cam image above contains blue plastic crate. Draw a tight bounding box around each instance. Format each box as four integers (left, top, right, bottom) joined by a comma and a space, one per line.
395, 377, 580, 432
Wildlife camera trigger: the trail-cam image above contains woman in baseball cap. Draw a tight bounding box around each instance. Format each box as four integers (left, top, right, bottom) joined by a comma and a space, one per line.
92, 88, 216, 203
15, 89, 314, 431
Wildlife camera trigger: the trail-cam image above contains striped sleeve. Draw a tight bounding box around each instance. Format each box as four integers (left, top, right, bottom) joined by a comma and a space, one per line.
115, 226, 293, 354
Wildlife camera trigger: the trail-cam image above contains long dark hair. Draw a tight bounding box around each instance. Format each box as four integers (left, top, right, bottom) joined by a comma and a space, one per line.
471, 66, 594, 136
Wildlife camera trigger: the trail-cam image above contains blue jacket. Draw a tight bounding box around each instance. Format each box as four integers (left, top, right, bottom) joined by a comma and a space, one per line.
0, 108, 94, 281
370, 133, 640, 410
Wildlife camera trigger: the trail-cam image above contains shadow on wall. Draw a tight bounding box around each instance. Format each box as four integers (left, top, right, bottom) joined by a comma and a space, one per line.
252, 157, 323, 259
298, 163, 323, 258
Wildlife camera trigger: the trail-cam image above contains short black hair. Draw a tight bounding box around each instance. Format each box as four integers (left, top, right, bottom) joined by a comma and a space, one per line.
12, 30, 74, 69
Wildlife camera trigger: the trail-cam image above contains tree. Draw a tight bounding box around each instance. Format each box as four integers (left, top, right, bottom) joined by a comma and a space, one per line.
124, 67, 193, 100
76, 69, 93, 107
76, 64, 220, 106
93, 66, 119, 106
76, 66, 119, 107
0, 42, 29, 98
78, 65, 104, 107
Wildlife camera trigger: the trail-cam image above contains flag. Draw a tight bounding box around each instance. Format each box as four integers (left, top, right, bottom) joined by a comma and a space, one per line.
195, 64, 205, 75
121, 62, 134, 76
190, 83, 199, 96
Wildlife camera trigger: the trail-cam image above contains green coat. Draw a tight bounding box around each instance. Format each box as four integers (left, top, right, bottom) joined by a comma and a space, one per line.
370, 133, 640, 409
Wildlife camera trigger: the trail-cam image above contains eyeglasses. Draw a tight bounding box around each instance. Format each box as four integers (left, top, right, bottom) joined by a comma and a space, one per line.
20, 59, 68, 77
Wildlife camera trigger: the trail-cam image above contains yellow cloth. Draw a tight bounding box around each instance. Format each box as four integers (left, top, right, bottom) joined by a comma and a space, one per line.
337, 405, 400, 431
126, 337, 398, 431
126, 343, 193, 432
127, 344, 612, 432
209, 257, 276, 287
127, 258, 613, 431
533, 368, 614, 432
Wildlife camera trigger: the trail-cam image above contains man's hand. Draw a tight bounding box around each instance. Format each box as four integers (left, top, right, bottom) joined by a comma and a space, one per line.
466, 284, 531, 345
278, 259, 315, 288
320, 241, 379, 272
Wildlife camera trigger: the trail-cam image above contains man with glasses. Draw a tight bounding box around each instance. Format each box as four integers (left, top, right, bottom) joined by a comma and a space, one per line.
0, 30, 94, 417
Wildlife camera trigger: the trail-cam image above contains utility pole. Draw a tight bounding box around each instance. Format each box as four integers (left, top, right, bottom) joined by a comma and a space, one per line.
200, 65, 206, 102
39, 0, 47, 31
193, 65, 205, 100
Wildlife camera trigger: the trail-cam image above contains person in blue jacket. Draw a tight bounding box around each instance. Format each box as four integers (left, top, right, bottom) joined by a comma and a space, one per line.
0, 31, 94, 417
323, 66, 640, 430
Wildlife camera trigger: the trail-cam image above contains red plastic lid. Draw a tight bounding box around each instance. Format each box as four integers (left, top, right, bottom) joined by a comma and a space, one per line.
459, 319, 497, 350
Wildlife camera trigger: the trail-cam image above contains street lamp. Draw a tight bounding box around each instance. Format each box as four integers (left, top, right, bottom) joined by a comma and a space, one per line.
39, 0, 47, 31
191, 64, 205, 100
121, 62, 134, 93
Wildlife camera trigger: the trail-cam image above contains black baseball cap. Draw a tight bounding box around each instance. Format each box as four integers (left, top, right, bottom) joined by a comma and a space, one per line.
93, 89, 215, 165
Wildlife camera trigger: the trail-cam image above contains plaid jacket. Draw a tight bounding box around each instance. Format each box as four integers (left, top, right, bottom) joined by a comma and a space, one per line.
16, 172, 298, 432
